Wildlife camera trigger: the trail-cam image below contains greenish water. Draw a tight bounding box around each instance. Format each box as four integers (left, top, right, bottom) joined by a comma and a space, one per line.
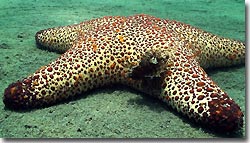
0, 0, 245, 138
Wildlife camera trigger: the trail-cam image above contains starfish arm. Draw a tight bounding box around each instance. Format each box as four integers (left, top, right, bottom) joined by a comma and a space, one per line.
159, 46, 243, 132
193, 31, 245, 69
35, 24, 82, 53
3, 47, 104, 108
167, 20, 245, 69
2, 46, 126, 109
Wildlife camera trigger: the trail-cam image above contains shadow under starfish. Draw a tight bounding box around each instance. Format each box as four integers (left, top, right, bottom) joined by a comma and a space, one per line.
3, 14, 245, 134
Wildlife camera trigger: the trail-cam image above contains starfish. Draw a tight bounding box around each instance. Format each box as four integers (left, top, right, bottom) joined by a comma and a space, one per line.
3, 14, 245, 133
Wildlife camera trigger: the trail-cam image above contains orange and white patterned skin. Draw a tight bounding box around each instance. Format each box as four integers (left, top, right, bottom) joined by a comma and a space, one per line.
3, 14, 245, 133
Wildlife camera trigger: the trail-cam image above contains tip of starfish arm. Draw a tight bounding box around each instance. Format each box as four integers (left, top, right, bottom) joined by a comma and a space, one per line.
3, 81, 29, 110
3, 79, 46, 110
35, 27, 75, 53
203, 98, 244, 133
35, 30, 46, 48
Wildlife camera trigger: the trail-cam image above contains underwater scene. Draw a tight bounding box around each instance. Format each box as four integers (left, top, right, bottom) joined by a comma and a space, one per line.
0, 0, 245, 138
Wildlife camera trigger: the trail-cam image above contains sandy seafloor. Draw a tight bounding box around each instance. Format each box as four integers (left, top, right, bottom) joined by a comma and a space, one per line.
0, 0, 246, 139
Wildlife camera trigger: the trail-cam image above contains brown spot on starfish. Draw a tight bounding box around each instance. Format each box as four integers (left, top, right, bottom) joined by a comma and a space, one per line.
3, 14, 245, 133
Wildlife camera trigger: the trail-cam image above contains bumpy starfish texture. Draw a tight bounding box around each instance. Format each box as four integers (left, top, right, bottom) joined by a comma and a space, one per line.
3, 14, 245, 133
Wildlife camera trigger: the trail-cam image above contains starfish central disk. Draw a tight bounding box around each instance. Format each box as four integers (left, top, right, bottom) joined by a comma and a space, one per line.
3, 14, 245, 133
